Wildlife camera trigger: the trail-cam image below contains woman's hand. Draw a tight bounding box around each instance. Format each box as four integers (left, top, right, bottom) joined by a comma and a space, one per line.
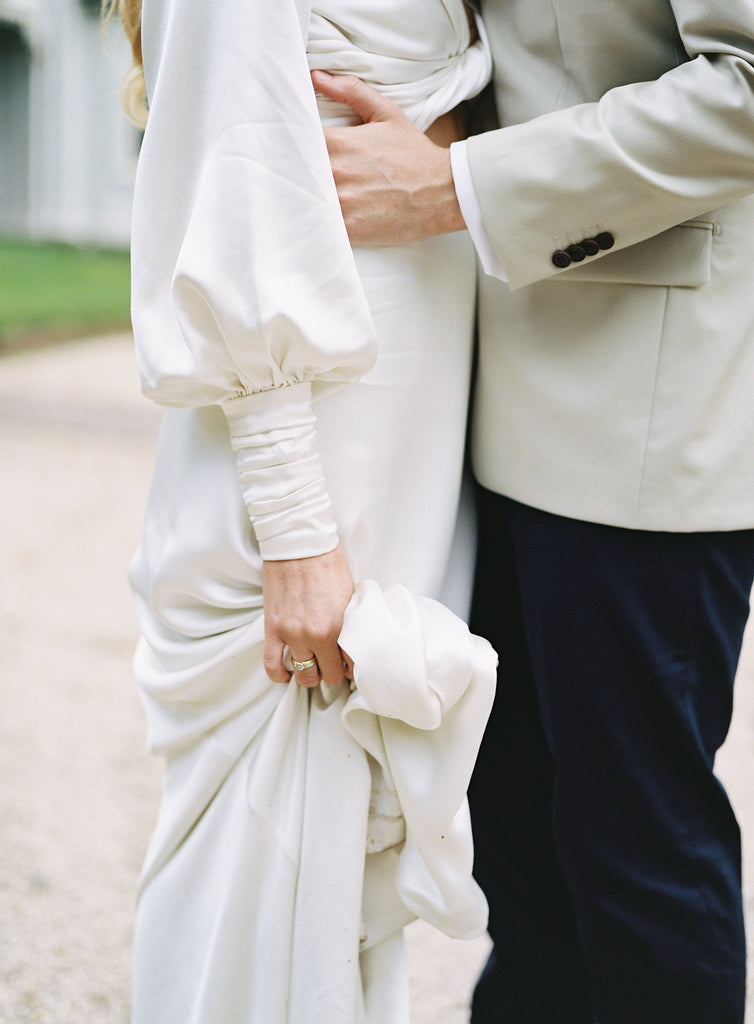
262, 544, 354, 688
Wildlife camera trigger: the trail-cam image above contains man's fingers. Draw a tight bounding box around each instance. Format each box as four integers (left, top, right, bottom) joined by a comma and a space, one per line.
311, 70, 404, 124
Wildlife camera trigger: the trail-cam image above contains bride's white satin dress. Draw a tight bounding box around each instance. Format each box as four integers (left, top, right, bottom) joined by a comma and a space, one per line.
128, 1, 495, 1021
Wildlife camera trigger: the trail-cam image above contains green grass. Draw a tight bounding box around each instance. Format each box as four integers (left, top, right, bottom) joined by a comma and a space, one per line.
0, 236, 131, 350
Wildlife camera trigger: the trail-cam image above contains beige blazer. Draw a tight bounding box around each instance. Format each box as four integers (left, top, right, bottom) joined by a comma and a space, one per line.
467, 0, 754, 531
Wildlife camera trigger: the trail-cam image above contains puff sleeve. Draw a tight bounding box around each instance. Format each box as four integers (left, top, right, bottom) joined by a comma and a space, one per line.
131, 0, 377, 558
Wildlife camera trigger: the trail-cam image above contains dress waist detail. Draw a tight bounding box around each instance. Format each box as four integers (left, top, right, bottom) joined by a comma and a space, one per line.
308, 0, 491, 133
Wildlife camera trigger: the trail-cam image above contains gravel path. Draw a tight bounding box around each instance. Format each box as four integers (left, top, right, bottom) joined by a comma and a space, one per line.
0, 333, 750, 1023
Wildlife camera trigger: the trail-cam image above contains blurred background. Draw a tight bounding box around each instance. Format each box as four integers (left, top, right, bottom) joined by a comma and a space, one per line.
0, 0, 137, 355
0, 0, 136, 248
0, 3, 751, 1022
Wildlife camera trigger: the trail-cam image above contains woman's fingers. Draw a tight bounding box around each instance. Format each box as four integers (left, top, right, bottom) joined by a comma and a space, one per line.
290, 651, 321, 689
263, 635, 292, 684
315, 643, 347, 687
266, 640, 350, 690
262, 546, 355, 687
289, 646, 351, 688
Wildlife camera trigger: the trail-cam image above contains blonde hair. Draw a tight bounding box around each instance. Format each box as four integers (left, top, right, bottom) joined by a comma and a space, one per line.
103, 0, 148, 127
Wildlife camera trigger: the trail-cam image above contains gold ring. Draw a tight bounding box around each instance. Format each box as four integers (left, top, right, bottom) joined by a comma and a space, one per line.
292, 657, 317, 672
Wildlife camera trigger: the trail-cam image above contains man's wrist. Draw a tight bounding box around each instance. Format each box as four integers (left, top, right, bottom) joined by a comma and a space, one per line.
419, 144, 466, 238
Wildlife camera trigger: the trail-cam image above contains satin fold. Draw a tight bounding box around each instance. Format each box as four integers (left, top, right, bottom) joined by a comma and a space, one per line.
309, 1, 492, 132
130, 230, 485, 1022
132, 580, 496, 1024
223, 384, 339, 559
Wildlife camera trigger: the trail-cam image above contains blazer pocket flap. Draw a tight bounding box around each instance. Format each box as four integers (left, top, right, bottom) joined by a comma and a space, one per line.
562, 221, 714, 287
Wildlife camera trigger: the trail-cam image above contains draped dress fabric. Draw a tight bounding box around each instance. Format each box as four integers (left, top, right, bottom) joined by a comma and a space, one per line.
128, 2, 494, 1021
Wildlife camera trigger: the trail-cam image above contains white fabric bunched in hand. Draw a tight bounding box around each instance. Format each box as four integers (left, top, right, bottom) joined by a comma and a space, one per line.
341, 579, 498, 940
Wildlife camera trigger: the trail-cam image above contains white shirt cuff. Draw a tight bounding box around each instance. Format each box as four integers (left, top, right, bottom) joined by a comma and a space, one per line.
450, 141, 508, 282
222, 383, 339, 561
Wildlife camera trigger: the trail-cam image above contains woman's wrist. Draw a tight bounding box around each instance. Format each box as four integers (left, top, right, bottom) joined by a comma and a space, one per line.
222, 383, 339, 560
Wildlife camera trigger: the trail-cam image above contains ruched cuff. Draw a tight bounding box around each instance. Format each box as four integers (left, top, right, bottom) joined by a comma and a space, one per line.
221, 382, 339, 561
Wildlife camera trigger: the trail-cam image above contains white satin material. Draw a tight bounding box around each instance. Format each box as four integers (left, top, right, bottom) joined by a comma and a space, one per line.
130, 1, 495, 1018
309, 1, 492, 132
340, 581, 496, 937
134, 0, 377, 410
132, 580, 496, 1024
133, 0, 490, 558
130, 230, 489, 1022
224, 383, 339, 560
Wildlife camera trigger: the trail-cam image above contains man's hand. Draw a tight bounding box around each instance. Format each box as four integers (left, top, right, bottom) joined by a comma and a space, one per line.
312, 70, 465, 247
262, 544, 354, 688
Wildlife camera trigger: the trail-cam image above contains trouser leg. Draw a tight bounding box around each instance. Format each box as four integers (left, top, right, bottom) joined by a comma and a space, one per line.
470, 487, 754, 1024
468, 487, 594, 1024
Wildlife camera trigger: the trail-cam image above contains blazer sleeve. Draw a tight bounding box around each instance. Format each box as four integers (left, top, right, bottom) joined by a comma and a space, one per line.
467, 0, 754, 290
131, 0, 377, 558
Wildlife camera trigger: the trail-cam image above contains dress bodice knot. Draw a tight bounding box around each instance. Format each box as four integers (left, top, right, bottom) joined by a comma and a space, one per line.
309, 0, 491, 131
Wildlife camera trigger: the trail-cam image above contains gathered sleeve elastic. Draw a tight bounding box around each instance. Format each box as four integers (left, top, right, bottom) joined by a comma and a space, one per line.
131, 0, 377, 558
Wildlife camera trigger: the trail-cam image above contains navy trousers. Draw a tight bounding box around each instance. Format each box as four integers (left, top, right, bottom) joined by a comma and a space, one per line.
468, 487, 754, 1024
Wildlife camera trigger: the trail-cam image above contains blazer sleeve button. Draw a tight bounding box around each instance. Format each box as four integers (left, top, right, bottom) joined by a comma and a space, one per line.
595, 231, 615, 250
566, 243, 587, 263
552, 249, 572, 269
580, 238, 600, 257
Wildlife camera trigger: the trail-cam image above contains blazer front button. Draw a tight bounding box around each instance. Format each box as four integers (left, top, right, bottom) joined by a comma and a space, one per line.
552, 249, 572, 269
566, 244, 587, 263
595, 231, 615, 250
580, 238, 600, 257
